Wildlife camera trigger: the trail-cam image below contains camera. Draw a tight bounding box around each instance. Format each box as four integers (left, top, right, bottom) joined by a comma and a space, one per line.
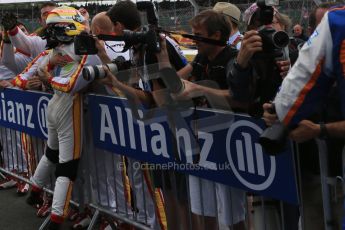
74, 28, 160, 56
74, 1, 160, 56
259, 123, 288, 155
254, 0, 289, 59
258, 28, 289, 57
74, 32, 98, 55
83, 56, 131, 81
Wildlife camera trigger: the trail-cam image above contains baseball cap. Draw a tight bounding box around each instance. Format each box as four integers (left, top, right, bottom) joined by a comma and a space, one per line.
243, 3, 279, 26
243, 3, 259, 26
213, 2, 241, 25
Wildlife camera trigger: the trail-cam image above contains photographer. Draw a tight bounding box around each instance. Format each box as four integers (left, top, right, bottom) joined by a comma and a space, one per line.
104, 2, 168, 229
95, 1, 196, 229
77, 11, 138, 229
163, 9, 246, 230
228, 2, 291, 116
177, 2, 243, 81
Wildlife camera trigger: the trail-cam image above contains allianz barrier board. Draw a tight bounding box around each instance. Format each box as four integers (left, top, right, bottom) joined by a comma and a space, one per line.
88, 94, 299, 204
0, 88, 51, 139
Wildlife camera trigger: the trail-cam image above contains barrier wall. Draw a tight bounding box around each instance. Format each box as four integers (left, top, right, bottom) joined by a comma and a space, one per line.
0, 88, 342, 230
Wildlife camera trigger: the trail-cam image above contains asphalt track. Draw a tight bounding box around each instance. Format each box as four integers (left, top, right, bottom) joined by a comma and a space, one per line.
0, 188, 72, 230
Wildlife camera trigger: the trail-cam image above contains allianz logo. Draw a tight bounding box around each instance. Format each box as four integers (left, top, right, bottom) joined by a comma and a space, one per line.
226, 120, 276, 191
99, 104, 276, 190
0, 92, 35, 128
37, 96, 50, 138
0, 92, 49, 138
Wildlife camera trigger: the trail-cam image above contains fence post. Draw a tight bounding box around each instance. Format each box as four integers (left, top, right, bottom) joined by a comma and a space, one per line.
316, 139, 335, 230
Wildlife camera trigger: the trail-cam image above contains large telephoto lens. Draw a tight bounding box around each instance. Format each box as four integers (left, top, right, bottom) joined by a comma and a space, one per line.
82, 66, 101, 81
83, 64, 119, 81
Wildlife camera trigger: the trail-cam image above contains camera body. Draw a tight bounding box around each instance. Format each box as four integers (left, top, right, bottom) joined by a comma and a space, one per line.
74, 1, 160, 56
253, 0, 289, 59
257, 28, 289, 58
74, 32, 98, 55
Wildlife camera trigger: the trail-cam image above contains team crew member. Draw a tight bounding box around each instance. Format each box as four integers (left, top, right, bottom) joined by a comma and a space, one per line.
274, 7, 345, 129
25, 7, 102, 230
0, 29, 32, 193
265, 7, 345, 229
0, 54, 21, 190
5, 2, 57, 58
1, 24, 32, 74
184, 10, 245, 230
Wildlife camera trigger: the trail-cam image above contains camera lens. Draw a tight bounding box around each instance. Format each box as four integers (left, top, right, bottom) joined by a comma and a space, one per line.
82, 64, 120, 81
82, 67, 93, 81
272, 31, 289, 48
83, 66, 102, 80
105, 63, 118, 77
259, 122, 288, 155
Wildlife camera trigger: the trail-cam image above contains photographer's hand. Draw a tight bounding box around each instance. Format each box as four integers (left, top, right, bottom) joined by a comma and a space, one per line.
172, 79, 200, 100
289, 120, 320, 143
156, 34, 171, 69
236, 30, 262, 69
276, 60, 291, 78
263, 103, 278, 126
95, 38, 112, 64
100, 66, 154, 106
98, 65, 120, 87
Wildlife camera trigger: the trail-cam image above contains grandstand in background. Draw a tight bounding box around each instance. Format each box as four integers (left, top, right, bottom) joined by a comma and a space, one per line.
0, 0, 344, 34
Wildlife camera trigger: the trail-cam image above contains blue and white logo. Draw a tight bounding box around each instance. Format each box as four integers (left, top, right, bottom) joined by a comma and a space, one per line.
37, 96, 49, 139
226, 120, 276, 191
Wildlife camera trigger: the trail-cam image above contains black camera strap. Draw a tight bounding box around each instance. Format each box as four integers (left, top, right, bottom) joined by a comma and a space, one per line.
159, 29, 227, 47
97, 34, 127, 42
98, 31, 227, 47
